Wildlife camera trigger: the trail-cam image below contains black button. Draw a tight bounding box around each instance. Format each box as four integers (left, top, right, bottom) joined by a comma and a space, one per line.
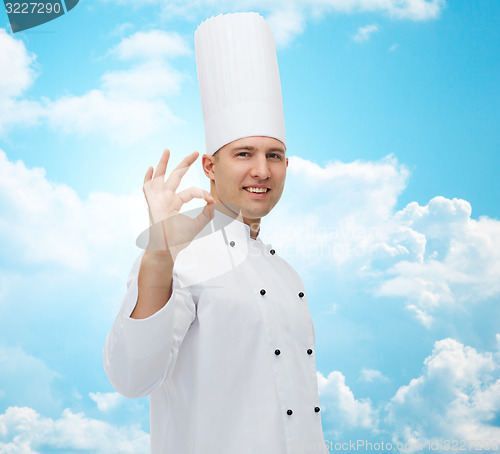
274, 349, 281, 356
287, 409, 293, 415
314, 406, 320, 413
307, 349, 313, 355
260, 289, 266, 296
270, 249, 275, 255
229, 241, 235, 247
298, 292, 304, 298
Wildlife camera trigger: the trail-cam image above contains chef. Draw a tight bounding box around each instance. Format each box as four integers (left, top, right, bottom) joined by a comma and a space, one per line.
104, 12, 327, 454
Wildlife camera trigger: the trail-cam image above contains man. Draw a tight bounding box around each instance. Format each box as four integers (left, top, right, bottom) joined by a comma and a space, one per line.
104, 12, 327, 454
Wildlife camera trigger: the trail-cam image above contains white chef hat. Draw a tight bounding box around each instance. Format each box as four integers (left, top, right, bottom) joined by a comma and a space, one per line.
195, 12, 286, 156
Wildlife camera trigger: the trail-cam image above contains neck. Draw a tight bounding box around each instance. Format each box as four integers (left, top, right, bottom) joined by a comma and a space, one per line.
211, 203, 261, 240
243, 217, 261, 240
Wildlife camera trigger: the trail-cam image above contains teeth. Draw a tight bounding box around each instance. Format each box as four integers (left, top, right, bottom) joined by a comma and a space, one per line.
245, 187, 268, 193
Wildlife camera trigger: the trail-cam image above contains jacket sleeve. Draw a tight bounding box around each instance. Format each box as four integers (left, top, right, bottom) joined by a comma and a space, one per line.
103, 252, 196, 398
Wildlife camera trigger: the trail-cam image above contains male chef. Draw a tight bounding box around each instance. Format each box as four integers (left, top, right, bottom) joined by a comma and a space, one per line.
104, 12, 327, 454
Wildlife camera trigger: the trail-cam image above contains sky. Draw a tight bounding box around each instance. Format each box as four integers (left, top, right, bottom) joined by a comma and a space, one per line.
0, 0, 499, 452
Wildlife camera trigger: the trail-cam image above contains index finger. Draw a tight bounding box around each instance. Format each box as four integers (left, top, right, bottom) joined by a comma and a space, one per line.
153, 149, 171, 179
165, 151, 199, 191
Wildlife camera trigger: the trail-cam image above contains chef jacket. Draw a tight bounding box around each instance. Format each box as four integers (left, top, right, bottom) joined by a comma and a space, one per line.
103, 210, 327, 454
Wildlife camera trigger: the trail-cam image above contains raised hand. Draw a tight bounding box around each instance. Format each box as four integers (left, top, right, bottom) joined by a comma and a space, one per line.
142, 149, 215, 258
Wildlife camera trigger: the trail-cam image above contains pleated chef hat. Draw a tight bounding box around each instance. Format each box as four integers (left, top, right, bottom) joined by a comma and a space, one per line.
195, 12, 286, 155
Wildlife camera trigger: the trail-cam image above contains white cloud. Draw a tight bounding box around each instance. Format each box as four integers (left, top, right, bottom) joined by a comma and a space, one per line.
308, 0, 446, 21
353, 24, 379, 43
0, 149, 204, 277
0, 29, 187, 145
374, 197, 500, 326
89, 392, 124, 412
0, 406, 149, 453
101, 60, 183, 99
111, 30, 191, 60
265, 155, 500, 326
390, 0, 446, 20
44, 84, 179, 145
95, 0, 446, 47
0, 150, 145, 272
318, 370, 378, 432
43, 37, 186, 145
386, 337, 500, 448
266, 154, 409, 269
0, 345, 61, 412
0, 30, 43, 135
266, 7, 306, 47
360, 368, 389, 383
0, 0, 446, 139
102, 0, 447, 22
389, 43, 400, 52
110, 22, 135, 37
0, 29, 37, 101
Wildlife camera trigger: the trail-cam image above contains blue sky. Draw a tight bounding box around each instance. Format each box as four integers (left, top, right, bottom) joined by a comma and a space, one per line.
1, 0, 499, 452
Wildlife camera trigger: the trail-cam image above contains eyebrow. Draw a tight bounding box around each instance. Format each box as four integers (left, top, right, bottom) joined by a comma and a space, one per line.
231, 146, 285, 153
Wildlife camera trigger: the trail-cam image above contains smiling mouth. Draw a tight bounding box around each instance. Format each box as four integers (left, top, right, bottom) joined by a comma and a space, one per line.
244, 187, 269, 194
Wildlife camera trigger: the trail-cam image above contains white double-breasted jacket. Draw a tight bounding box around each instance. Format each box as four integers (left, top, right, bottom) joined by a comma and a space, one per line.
104, 211, 327, 453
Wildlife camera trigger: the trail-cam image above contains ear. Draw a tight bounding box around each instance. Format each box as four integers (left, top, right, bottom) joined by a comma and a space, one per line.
202, 153, 216, 180
285, 157, 288, 168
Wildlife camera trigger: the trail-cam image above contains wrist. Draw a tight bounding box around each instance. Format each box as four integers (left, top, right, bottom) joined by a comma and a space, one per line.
143, 248, 174, 263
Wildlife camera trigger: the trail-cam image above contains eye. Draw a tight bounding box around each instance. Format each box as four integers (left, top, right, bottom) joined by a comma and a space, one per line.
236, 151, 250, 157
268, 153, 283, 160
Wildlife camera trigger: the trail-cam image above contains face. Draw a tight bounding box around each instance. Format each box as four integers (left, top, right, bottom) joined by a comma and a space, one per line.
202, 136, 288, 225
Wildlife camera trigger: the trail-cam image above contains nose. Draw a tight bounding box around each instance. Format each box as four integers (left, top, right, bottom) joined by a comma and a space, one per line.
250, 155, 271, 180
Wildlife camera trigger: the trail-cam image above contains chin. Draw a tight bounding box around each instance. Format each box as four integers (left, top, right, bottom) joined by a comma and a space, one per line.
241, 206, 273, 220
